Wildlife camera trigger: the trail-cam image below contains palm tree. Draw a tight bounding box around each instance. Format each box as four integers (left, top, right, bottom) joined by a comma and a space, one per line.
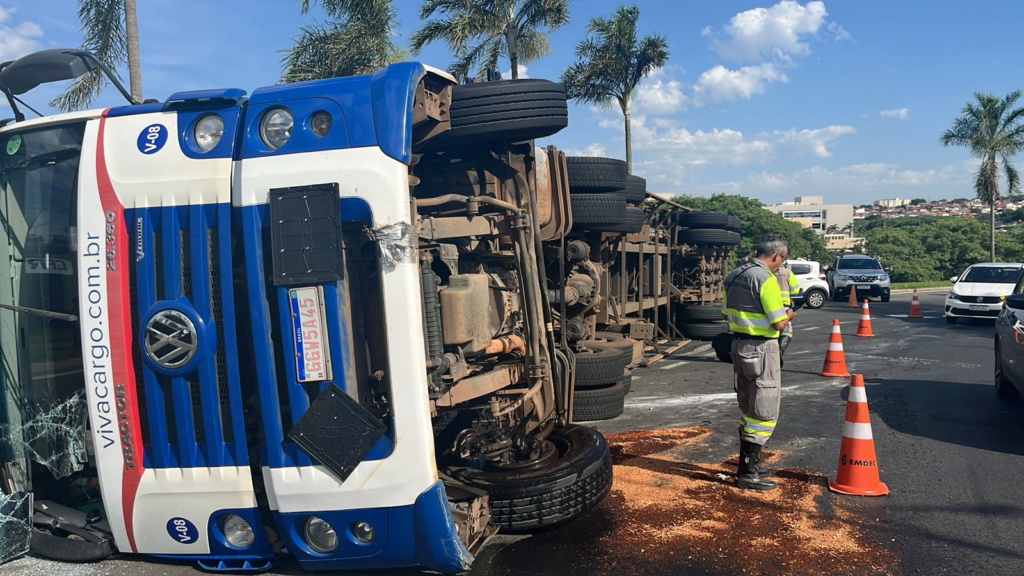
410, 0, 570, 81
941, 91, 1024, 261
51, 0, 143, 112
561, 5, 668, 173
282, 0, 405, 82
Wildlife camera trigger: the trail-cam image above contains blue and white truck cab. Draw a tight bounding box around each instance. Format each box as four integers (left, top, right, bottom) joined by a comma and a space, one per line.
0, 49, 612, 572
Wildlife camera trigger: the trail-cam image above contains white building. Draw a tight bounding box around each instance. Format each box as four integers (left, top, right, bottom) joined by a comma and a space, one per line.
874, 198, 911, 208
765, 197, 855, 234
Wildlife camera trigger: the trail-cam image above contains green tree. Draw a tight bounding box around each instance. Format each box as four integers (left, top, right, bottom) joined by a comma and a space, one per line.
52, 0, 143, 111
910, 198, 928, 205
282, 0, 404, 82
562, 5, 669, 173
941, 91, 1024, 261
410, 0, 570, 81
826, 224, 840, 234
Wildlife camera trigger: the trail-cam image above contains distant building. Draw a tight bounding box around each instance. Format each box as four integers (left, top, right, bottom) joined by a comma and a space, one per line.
825, 234, 864, 251
875, 198, 911, 208
765, 197, 854, 235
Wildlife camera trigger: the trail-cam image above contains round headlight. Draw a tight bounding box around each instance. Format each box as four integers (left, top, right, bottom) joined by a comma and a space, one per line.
351, 520, 375, 543
260, 108, 293, 150
222, 514, 255, 549
194, 114, 224, 152
311, 111, 332, 137
303, 517, 337, 554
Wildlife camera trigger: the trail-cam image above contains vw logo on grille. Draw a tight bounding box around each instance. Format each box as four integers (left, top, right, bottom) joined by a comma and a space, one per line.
977, 297, 984, 303
144, 310, 197, 369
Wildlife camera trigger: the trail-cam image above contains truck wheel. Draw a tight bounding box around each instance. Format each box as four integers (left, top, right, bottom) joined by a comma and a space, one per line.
596, 206, 645, 233
570, 193, 627, 227
449, 425, 613, 532
572, 380, 626, 421
726, 215, 741, 231
31, 529, 113, 563
575, 341, 631, 388
678, 304, 725, 323
437, 79, 568, 146
678, 211, 732, 229
680, 321, 729, 341
566, 157, 628, 192
623, 175, 647, 204
679, 229, 741, 246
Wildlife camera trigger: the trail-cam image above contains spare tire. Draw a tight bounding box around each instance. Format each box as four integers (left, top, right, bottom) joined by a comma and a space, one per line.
449, 425, 612, 532
596, 206, 645, 233
678, 304, 725, 323
680, 321, 729, 341
623, 175, 647, 204
572, 380, 626, 422
435, 79, 568, 146
566, 157, 628, 192
678, 211, 732, 229
570, 193, 627, 227
679, 228, 741, 246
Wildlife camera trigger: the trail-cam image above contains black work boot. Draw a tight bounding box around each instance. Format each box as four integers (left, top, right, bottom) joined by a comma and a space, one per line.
735, 441, 777, 491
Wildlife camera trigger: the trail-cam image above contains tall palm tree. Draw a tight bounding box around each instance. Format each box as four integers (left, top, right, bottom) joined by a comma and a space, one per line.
410, 0, 570, 81
941, 91, 1024, 261
282, 0, 405, 82
561, 5, 668, 173
51, 0, 143, 112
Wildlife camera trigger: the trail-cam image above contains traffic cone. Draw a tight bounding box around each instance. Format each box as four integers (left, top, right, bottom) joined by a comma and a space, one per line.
908, 289, 923, 318
829, 374, 889, 496
820, 319, 851, 378
846, 285, 859, 308
855, 300, 875, 338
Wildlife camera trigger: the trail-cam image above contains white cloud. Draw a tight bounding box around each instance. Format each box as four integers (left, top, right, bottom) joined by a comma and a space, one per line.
501, 64, 529, 79
828, 21, 852, 42
880, 108, 910, 120
563, 143, 608, 157
633, 69, 689, 114
692, 63, 788, 104
707, 0, 829, 62
771, 125, 856, 157
0, 6, 42, 62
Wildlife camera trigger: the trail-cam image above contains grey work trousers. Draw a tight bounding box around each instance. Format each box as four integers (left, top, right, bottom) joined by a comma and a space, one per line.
731, 337, 782, 446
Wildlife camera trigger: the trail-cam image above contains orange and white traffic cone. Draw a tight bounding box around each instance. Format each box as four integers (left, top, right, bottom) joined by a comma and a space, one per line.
908, 289, 923, 318
829, 374, 889, 496
846, 285, 859, 308
820, 319, 851, 378
855, 300, 875, 338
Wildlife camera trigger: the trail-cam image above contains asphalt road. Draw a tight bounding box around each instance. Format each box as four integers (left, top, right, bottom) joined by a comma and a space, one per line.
7, 290, 1024, 575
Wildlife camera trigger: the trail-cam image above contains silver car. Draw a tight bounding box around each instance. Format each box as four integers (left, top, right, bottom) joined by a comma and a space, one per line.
827, 254, 892, 302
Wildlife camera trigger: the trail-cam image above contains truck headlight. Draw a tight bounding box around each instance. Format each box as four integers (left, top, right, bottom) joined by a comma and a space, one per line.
303, 517, 337, 554
260, 108, 293, 150
222, 514, 255, 548
194, 114, 224, 152
310, 111, 333, 137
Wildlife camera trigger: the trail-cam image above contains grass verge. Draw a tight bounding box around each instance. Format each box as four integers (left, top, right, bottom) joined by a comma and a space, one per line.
891, 281, 951, 290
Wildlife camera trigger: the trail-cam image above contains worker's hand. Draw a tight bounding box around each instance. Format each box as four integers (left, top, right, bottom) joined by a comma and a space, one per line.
787, 309, 796, 319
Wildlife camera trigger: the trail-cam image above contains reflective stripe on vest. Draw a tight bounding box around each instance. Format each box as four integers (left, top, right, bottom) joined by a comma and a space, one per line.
723, 260, 786, 338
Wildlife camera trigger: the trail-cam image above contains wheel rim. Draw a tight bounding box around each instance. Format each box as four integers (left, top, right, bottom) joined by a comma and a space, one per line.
808, 292, 824, 308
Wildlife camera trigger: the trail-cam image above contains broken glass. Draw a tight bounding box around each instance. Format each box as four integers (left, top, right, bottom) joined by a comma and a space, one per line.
1, 390, 87, 480
0, 491, 31, 564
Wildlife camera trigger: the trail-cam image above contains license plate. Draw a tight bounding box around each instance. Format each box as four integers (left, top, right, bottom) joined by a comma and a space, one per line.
859, 285, 872, 291
289, 286, 332, 382
969, 305, 987, 311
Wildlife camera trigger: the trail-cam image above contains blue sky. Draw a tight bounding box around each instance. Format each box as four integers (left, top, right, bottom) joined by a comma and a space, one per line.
4, 0, 1023, 204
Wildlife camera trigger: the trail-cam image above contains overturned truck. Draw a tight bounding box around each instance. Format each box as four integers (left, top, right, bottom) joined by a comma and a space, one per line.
0, 49, 731, 572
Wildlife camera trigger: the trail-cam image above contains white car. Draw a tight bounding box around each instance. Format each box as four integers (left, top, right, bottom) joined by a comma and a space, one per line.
784, 259, 830, 309
945, 262, 1024, 324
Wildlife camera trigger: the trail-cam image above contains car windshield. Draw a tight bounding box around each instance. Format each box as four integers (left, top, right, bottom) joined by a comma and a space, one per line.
838, 258, 881, 270
960, 266, 1023, 284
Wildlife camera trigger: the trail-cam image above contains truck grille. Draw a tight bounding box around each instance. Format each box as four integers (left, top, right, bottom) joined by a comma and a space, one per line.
126, 205, 248, 468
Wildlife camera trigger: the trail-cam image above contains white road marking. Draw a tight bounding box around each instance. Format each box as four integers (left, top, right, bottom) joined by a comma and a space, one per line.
799, 325, 821, 331
845, 352, 981, 369
659, 360, 689, 370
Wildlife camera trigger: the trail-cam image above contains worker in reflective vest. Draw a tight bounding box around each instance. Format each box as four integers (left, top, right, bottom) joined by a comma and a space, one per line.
775, 265, 801, 354
721, 234, 795, 491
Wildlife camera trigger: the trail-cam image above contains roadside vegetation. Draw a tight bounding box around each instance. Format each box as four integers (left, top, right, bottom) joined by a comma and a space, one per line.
891, 281, 953, 290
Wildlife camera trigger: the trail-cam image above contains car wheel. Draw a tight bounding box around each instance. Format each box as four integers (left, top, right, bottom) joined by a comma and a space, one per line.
805, 289, 826, 309
881, 293, 891, 303
995, 345, 1020, 400
946, 315, 957, 325
448, 424, 613, 532
833, 290, 845, 302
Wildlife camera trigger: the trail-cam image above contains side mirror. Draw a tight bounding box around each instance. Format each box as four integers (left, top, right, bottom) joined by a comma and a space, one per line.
1006, 294, 1024, 311
949, 276, 958, 283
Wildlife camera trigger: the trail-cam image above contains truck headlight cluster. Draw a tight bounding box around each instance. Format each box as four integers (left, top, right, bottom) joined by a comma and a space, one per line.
311, 111, 333, 137
222, 513, 255, 548
194, 114, 224, 152
260, 107, 293, 150
303, 517, 338, 554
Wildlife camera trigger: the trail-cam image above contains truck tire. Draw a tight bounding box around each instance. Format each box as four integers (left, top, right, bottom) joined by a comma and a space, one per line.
572, 380, 626, 421
437, 79, 568, 146
679, 229, 741, 246
596, 206, 645, 233
31, 529, 113, 563
727, 215, 741, 231
623, 175, 647, 204
621, 369, 633, 396
566, 157, 628, 192
575, 341, 631, 388
680, 321, 729, 341
570, 193, 627, 227
450, 425, 613, 532
678, 304, 725, 323
678, 211, 732, 229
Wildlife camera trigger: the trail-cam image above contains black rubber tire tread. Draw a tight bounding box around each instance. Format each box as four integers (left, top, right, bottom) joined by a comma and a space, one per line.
678, 304, 725, 323
575, 341, 631, 388
566, 157, 628, 192
727, 215, 742, 231
593, 331, 635, 354
803, 288, 827, 309
31, 529, 113, 562
678, 211, 732, 229
996, 347, 1020, 400
572, 380, 626, 422
679, 321, 730, 341
596, 206, 645, 233
436, 79, 568, 146
623, 175, 648, 204
679, 228, 742, 246
570, 193, 627, 226
620, 369, 633, 396
451, 425, 613, 532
